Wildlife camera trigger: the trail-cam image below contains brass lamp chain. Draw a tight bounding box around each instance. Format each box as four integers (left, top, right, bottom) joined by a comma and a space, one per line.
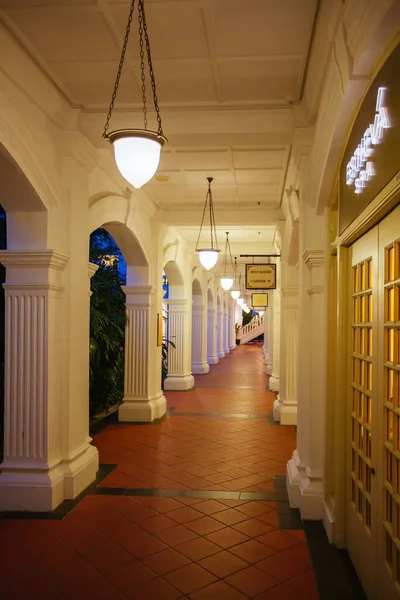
102, 0, 164, 139
222, 232, 233, 277
232, 256, 238, 286
195, 178, 219, 252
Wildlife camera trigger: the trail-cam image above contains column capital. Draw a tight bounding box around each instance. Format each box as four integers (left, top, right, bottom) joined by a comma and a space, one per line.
303, 249, 325, 270
0, 250, 68, 270
122, 286, 155, 308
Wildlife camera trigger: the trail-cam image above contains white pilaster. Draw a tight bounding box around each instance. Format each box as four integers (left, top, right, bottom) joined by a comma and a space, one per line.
223, 301, 230, 355
269, 286, 281, 392
217, 299, 225, 358
119, 286, 167, 421
191, 304, 209, 374
207, 303, 219, 365
164, 298, 194, 390
274, 286, 299, 425
229, 299, 236, 350
287, 247, 326, 519
0, 251, 95, 511
265, 304, 273, 374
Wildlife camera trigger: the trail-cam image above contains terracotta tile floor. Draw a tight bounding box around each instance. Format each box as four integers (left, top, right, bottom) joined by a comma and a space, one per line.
0, 344, 319, 599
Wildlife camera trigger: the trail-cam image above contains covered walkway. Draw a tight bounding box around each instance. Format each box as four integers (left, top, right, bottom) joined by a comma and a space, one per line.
0, 345, 318, 600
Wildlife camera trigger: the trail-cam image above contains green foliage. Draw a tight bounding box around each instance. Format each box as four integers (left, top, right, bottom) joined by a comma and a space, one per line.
89, 230, 126, 417
242, 309, 254, 326
235, 322, 241, 337
161, 337, 175, 387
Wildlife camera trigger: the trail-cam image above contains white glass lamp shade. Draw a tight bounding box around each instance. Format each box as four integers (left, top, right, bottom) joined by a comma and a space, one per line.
108, 129, 167, 189
221, 277, 233, 291
243, 307, 250, 314
231, 289, 240, 300
198, 250, 219, 270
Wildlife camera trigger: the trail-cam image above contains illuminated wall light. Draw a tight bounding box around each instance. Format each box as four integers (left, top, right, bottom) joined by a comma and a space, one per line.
346, 86, 391, 195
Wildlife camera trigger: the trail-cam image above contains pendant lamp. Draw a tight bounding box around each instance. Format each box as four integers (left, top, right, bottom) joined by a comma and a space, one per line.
195, 177, 220, 270
102, 0, 167, 188
230, 257, 240, 299
220, 232, 234, 290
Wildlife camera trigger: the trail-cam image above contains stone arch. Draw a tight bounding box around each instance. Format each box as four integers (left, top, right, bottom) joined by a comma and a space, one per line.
0, 92, 63, 212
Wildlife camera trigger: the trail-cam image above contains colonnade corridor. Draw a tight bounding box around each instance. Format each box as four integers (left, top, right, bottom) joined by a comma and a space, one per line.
0, 345, 318, 600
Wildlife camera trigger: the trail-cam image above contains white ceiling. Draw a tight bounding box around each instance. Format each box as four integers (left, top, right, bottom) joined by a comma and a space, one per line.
0, 0, 318, 253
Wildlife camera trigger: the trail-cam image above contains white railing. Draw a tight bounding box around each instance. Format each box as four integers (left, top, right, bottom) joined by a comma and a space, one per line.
238, 315, 264, 344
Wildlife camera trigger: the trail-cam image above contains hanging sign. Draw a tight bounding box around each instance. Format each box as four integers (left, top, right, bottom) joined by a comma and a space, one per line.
252, 293, 269, 308
245, 264, 276, 289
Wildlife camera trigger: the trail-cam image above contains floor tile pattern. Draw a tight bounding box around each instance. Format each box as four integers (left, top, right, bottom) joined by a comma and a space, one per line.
0, 344, 318, 599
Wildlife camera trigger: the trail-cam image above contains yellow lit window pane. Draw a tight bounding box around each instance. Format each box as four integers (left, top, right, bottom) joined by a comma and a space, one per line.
353, 328, 359, 353
353, 358, 359, 385
387, 369, 394, 403
368, 259, 373, 288
361, 296, 366, 323
354, 297, 359, 323
367, 396, 372, 425
366, 431, 372, 458
359, 393, 365, 420
388, 288, 395, 322
368, 328, 373, 356
367, 362, 373, 391
388, 246, 395, 283
368, 294, 373, 322
387, 449, 393, 484
353, 389, 358, 413
352, 418, 356, 443
387, 410, 394, 443
386, 489, 393, 524
360, 361, 365, 387
354, 266, 359, 293
361, 263, 366, 290
388, 328, 394, 363
361, 328, 365, 355
359, 424, 364, 451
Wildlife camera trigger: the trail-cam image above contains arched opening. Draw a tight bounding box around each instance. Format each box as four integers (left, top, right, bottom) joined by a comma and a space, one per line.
89, 227, 127, 418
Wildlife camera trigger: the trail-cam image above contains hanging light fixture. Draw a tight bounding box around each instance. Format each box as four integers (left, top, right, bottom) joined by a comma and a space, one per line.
102, 0, 167, 189
231, 257, 240, 299
220, 232, 234, 291
195, 177, 220, 270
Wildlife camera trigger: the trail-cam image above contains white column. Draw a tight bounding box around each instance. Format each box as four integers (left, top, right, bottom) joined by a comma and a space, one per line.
265, 304, 273, 374
229, 299, 236, 350
287, 247, 326, 518
164, 299, 194, 390
207, 303, 219, 364
119, 286, 167, 422
217, 300, 225, 358
192, 304, 209, 374
274, 287, 299, 425
269, 287, 281, 391
223, 301, 230, 355
0, 251, 81, 511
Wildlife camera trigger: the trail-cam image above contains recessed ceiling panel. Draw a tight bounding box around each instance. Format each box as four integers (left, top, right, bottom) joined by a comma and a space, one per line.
174, 150, 232, 170
232, 149, 287, 169
153, 61, 217, 103
4, 8, 119, 63
235, 169, 282, 184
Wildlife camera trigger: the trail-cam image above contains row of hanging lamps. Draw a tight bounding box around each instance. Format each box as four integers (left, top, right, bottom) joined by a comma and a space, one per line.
220, 232, 234, 290
195, 177, 220, 270
230, 257, 240, 299
102, 0, 167, 189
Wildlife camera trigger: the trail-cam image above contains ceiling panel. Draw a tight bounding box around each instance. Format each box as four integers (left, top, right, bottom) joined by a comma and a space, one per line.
212, 0, 317, 57
174, 150, 232, 170
152, 61, 217, 103
235, 169, 282, 184
4, 8, 119, 63
232, 149, 287, 169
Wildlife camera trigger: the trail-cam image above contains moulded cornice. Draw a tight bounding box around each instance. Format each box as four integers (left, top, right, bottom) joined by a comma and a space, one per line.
122, 285, 155, 296
63, 131, 98, 173
0, 250, 68, 270
303, 249, 325, 270
3, 283, 64, 292
282, 287, 298, 297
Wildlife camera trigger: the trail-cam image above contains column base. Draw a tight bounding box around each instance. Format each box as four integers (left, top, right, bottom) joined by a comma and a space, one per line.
217, 350, 225, 359
63, 442, 99, 500
207, 355, 219, 365
191, 362, 210, 375
266, 363, 273, 375
0, 443, 99, 512
164, 374, 195, 391
280, 404, 297, 425
223, 347, 230, 355
273, 398, 281, 422
269, 375, 279, 391
287, 450, 324, 519
119, 392, 167, 422
229, 343, 236, 351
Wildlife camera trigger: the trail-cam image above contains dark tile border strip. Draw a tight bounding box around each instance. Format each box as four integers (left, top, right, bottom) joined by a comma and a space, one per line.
90, 410, 167, 436
0, 464, 117, 520
304, 521, 367, 600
